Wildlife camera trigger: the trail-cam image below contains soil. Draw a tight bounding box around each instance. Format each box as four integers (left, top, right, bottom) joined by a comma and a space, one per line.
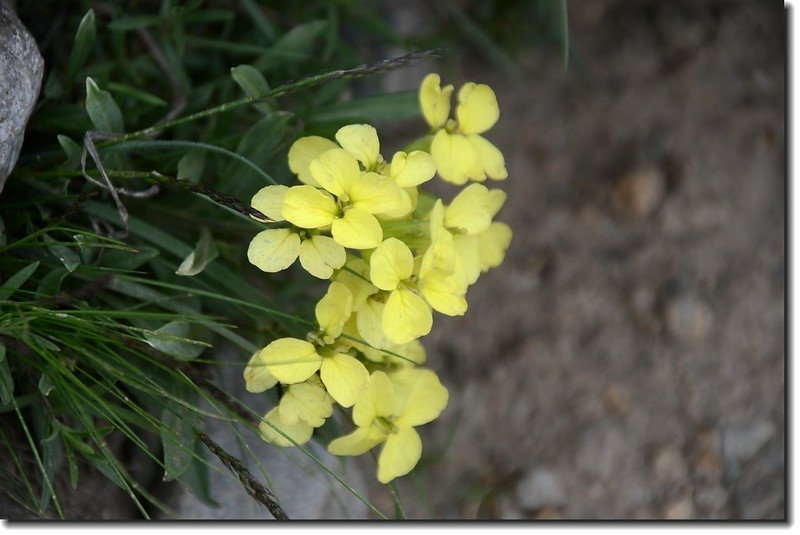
373, 0, 786, 520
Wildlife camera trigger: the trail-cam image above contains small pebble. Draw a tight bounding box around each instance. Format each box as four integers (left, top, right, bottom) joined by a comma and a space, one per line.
612, 166, 666, 218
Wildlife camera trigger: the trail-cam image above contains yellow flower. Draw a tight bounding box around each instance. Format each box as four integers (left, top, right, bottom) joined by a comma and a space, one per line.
419, 73, 507, 185
327, 369, 448, 483
278, 375, 334, 428
282, 147, 405, 249
425, 185, 509, 285
256, 376, 334, 448
243, 351, 278, 393
333, 256, 379, 312
258, 406, 313, 447
258, 282, 369, 407
369, 238, 433, 344
247, 185, 347, 279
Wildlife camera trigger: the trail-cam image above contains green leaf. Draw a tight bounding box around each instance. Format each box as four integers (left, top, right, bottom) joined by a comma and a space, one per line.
160, 402, 196, 481
231, 64, 273, 113
99, 246, 159, 272
107, 15, 161, 31
64, 439, 79, 489
85, 78, 124, 133
107, 82, 168, 107
239, 0, 277, 41
38, 374, 55, 397
68, 9, 97, 79
40, 425, 62, 513
144, 321, 209, 361
37, 267, 70, 295
0, 343, 12, 406
275, 20, 329, 54
0, 261, 39, 301
177, 150, 206, 184
308, 90, 420, 125
176, 228, 219, 277
254, 20, 328, 70
178, 440, 218, 506
0, 215, 5, 247
219, 113, 289, 197
43, 234, 81, 272
57, 135, 83, 170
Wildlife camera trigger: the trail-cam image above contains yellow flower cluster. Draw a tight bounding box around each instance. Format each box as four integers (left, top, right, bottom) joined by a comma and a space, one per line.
244, 74, 512, 484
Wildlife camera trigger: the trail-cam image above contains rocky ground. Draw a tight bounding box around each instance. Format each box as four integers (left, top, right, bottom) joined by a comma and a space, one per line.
372, 0, 786, 520
1, 0, 785, 521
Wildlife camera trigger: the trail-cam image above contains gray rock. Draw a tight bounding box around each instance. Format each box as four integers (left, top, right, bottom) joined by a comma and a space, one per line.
165, 345, 370, 520
514, 468, 566, 511
0, 0, 44, 191
722, 421, 775, 465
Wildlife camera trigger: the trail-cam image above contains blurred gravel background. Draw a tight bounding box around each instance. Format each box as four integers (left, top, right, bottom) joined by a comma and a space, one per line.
374, 0, 786, 520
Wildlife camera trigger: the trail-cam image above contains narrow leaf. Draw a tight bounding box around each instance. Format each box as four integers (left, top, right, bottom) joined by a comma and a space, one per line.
0, 261, 40, 301
107, 15, 161, 31
0, 343, 12, 406
231, 64, 273, 112
57, 135, 83, 170
85, 77, 124, 133
177, 150, 206, 184
144, 321, 209, 361
68, 9, 97, 79
176, 228, 218, 276
43, 234, 81, 272
107, 82, 168, 107
160, 402, 196, 481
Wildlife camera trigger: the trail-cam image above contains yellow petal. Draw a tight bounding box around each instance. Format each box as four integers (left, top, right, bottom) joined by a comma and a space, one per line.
243, 351, 278, 393
331, 208, 382, 249
377, 186, 415, 220
377, 426, 422, 483
389, 339, 427, 367
335, 124, 381, 169
288, 136, 339, 186
251, 185, 288, 222
445, 183, 492, 235
455, 82, 499, 135
319, 352, 369, 407
328, 424, 387, 456
309, 148, 360, 198
333, 256, 378, 311
427, 199, 449, 243
369, 238, 414, 291
419, 233, 456, 280
419, 269, 468, 316
247, 228, 300, 273
261, 338, 322, 384
382, 288, 432, 345
479, 221, 512, 271
353, 371, 396, 427
279, 379, 333, 427
419, 73, 453, 130
391, 368, 449, 427
388, 151, 436, 188
299, 235, 346, 279
454, 233, 481, 285
487, 188, 508, 217
430, 131, 484, 185
468, 134, 507, 180
346, 172, 404, 215
315, 281, 353, 339
356, 297, 392, 349
282, 185, 338, 229
258, 407, 313, 447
